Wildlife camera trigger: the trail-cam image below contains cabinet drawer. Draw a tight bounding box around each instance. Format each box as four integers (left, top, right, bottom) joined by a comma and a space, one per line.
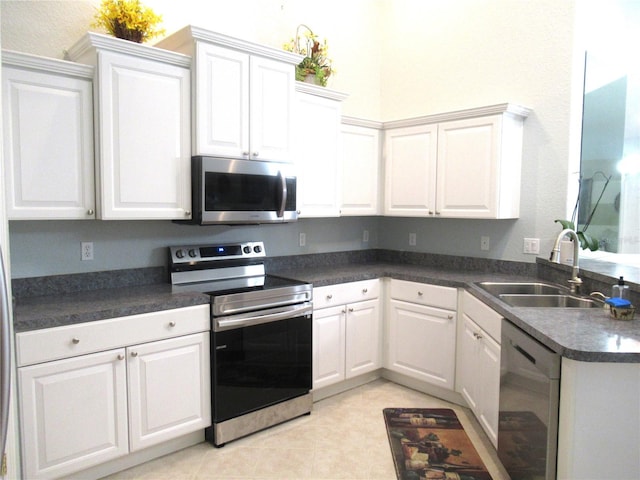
313, 279, 380, 308
16, 305, 210, 367
389, 279, 457, 310
462, 291, 501, 342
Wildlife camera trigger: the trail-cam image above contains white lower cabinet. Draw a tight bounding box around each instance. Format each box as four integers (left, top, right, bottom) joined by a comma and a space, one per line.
312, 280, 381, 390
16, 306, 211, 480
386, 280, 457, 390
456, 291, 502, 447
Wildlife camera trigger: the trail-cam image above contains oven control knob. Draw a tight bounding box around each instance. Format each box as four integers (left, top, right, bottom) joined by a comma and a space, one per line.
243, 246, 252, 254
253, 245, 262, 253
175, 249, 185, 259
188, 249, 197, 258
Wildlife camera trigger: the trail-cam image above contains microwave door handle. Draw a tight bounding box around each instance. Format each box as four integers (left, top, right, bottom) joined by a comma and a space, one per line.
277, 170, 287, 218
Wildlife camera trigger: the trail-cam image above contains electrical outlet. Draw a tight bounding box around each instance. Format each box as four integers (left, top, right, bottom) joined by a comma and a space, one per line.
299, 233, 306, 247
480, 236, 490, 251
363, 230, 369, 243
524, 237, 541, 254
409, 233, 417, 246
81, 242, 94, 261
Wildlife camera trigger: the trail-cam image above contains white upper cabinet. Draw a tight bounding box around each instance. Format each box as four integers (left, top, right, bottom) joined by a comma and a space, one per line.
295, 83, 347, 217
384, 124, 438, 216
67, 33, 192, 220
2, 51, 96, 220
156, 26, 301, 162
384, 104, 530, 219
340, 120, 381, 216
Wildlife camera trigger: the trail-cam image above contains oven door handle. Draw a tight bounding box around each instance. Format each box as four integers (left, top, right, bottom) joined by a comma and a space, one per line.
215, 302, 312, 331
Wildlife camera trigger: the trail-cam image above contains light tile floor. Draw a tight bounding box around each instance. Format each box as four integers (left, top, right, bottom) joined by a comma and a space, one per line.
101, 379, 510, 480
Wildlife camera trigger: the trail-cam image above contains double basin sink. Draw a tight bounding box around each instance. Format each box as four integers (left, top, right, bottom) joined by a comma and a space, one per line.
477, 281, 603, 308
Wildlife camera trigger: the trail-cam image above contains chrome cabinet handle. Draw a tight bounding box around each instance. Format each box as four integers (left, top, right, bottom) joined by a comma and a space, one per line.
87, 209, 94, 216
362, 288, 368, 294
72, 338, 80, 344
326, 294, 333, 300
242, 151, 250, 156
117, 354, 125, 360
348, 307, 354, 312
131, 351, 138, 357
169, 321, 176, 327
252, 151, 260, 157
417, 291, 424, 296
185, 211, 191, 216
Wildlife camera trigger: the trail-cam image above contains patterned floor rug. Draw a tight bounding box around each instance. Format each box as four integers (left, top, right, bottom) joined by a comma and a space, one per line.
383, 407, 494, 480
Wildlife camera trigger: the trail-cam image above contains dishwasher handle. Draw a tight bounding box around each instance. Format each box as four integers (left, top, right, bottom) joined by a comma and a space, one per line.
502, 318, 561, 379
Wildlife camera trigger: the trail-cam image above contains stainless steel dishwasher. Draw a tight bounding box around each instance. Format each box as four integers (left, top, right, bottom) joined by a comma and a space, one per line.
498, 319, 561, 480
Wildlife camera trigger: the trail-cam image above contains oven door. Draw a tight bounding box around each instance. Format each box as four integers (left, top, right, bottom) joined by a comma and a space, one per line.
194, 156, 297, 224
211, 305, 312, 424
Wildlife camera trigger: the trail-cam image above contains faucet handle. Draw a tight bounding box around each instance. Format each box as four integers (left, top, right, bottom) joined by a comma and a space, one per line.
568, 277, 583, 294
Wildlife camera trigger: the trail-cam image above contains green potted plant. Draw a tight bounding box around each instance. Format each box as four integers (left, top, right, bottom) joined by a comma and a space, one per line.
555, 172, 611, 251
92, 0, 165, 43
284, 24, 334, 87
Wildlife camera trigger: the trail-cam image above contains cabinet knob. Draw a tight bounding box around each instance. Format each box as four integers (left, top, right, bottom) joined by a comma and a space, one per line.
185, 211, 191, 216
473, 332, 483, 340
131, 351, 138, 357
342, 308, 346, 314
326, 294, 333, 300
428, 210, 434, 215
362, 288, 368, 294
117, 354, 125, 360
242, 151, 250, 156
169, 321, 176, 327
417, 291, 424, 296
72, 337, 80, 344
87, 209, 94, 216
252, 151, 260, 157
348, 307, 354, 312
447, 314, 454, 320
435, 211, 441, 216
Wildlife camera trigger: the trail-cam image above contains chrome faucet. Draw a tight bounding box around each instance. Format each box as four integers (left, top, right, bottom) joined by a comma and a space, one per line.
550, 228, 583, 294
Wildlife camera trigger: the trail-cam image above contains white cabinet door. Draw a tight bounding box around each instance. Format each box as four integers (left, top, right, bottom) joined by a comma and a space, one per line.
127, 332, 211, 451
312, 305, 346, 389
296, 91, 342, 217
384, 124, 438, 216
194, 44, 293, 162
456, 292, 502, 447
250, 56, 295, 162
195, 43, 250, 158
18, 349, 128, 480
2, 56, 95, 220
436, 116, 500, 218
387, 299, 456, 389
96, 50, 191, 219
340, 123, 381, 216
345, 299, 381, 378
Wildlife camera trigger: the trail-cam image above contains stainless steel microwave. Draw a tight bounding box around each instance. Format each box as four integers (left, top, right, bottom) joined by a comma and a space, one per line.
187, 156, 298, 225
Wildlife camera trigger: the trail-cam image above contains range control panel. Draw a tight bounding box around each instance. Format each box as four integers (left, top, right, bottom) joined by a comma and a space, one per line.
169, 241, 266, 264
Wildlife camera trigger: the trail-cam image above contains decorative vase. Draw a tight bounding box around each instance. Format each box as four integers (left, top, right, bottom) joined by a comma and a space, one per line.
112, 21, 144, 43
304, 73, 320, 85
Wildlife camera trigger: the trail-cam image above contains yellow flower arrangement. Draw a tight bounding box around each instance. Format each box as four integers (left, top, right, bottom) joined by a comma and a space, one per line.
93, 0, 165, 43
283, 25, 334, 87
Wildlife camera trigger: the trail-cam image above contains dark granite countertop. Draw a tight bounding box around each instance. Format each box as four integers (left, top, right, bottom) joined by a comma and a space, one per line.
272, 262, 640, 364
13, 284, 209, 333
12, 254, 640, 363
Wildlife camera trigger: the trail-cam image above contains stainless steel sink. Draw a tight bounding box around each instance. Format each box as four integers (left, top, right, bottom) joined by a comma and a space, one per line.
498, 294, 602, 308
477, 281, 567, 296
476, 281, 603, 308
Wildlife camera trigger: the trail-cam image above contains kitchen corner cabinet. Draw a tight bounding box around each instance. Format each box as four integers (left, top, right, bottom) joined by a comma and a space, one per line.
456, 291, 501, 447
295, 83, 348, 217
66, 33, 192, 220
312, 279, 381, 389
386, 279, 457, 390
340, 119, 382, 216
16, 306, 210, 480
384, 103, 530, 219
156, 26, 301, 161
2, 51, 96, 220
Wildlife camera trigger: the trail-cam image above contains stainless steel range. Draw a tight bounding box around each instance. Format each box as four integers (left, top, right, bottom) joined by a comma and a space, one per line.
169, 241, 313, 447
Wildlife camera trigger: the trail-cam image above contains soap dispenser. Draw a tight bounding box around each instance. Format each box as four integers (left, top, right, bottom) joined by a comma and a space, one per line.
611, 276, 630, 299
